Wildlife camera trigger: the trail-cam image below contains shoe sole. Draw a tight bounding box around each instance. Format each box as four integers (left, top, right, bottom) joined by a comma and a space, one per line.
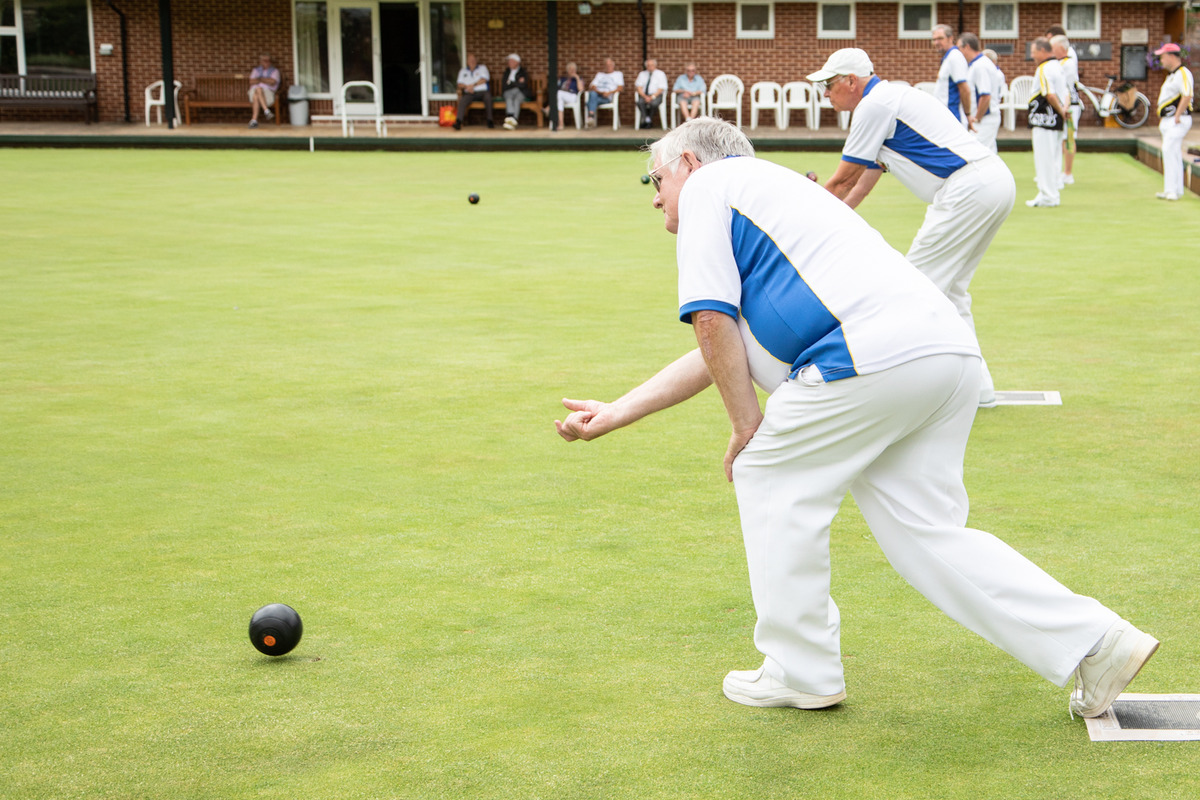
1072, 634, 1160, 718
723, 684, 846, 709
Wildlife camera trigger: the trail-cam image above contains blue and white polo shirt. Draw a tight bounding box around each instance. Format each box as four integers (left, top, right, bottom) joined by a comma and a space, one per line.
841, 77, 994, 203
937, 46, 971, 122
674, 156, 978, 392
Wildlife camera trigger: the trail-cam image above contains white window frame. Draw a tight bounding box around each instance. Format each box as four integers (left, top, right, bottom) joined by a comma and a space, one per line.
898, 3, 935, 40
1063, 2, 1100, 39
426, 0, 465, 100
736, 1, 774, 40
655, 1, 693, 39
817, 2, 855, 39
980, 2, 1018, 39
1, 0, 96, 75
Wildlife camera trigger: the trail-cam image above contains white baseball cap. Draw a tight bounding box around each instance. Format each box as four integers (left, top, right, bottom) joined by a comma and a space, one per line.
806, 48, 874, 83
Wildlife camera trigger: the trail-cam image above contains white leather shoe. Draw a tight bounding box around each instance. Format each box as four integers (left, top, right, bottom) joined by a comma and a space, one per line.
1069, 620, 1159, 718
723, 666, 846, 709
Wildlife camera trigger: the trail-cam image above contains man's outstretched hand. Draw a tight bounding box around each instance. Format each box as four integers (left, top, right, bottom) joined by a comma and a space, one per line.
555, 398, 618, 442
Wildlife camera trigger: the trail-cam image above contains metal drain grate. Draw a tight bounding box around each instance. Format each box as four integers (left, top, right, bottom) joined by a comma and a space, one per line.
994, 391, 1063, 406
1085, 694, 1200, 741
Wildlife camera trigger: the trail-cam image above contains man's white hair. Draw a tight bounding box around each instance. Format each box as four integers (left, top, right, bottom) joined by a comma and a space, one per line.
646, 117, 755, 176
1050, 34, 1071, 50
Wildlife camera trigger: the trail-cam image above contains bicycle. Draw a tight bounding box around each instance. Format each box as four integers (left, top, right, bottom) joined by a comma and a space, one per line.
1075, 75, 1151, 129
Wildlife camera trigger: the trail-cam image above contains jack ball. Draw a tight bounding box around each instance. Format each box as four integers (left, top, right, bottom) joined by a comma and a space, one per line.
249, 603, 303, 656
468, 193, 480, 204
640, 174, 651, 184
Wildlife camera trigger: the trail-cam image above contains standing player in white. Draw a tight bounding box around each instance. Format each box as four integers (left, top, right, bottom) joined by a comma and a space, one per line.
1051, 34, 1082, 185
959, 33, 1001, 153
932, 24, 971, 125
554, 117, 1159, 718
814, 48, 1007, 408
1027, 38, 1069, 207
1153, 43, 1194, 201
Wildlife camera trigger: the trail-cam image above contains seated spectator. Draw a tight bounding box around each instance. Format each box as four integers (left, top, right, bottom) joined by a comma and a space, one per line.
673, 63, 706, 123
454, 53, 493, 130
635, 58, 669, 129
555, 62, 585, 129
501, 53, 533, 130
586, 57, 624, 128
247, 54, 281, 128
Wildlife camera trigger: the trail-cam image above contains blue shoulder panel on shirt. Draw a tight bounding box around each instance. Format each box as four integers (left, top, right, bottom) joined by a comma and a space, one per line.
884, 119, 966, 178
728, 209, 857, 379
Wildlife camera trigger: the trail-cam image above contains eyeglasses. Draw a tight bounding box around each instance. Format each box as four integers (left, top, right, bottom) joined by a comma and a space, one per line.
648, 154, 684, 191
813, 74, 850, 95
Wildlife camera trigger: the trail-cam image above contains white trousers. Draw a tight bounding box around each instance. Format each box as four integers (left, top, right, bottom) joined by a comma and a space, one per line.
974, 114, 1000, 153
1160, 115, 1193, 197
732, 354, 1119, 696
1031, 127, 1061, 205
905, 155, 1014, 403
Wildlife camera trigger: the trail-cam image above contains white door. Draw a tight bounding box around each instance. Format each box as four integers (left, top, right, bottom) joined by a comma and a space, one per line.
328, 0, 382, 108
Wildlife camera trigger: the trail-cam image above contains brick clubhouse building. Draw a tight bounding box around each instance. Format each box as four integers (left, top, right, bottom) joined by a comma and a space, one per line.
0, 0, 1190, 127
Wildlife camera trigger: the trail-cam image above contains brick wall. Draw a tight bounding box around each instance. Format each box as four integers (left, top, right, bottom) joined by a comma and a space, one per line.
457, 1, 1170, 128
0, 1, 1175, 126
90, 0, 293, 124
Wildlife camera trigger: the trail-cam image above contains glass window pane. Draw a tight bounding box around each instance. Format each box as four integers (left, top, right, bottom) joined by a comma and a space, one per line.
2, 0, 15, 27
1, 34, 16, 73
659, 4, 688, 32
1066, 4, 1095, 32
741, 4, 770, 32
822, 5, 851, 32
902, 4, 932, 32
295, 2, 329, 93
429, 1, 462, 95
984, 4, 1013, 31
340, 7, 373, 85
21, 0, 90, 75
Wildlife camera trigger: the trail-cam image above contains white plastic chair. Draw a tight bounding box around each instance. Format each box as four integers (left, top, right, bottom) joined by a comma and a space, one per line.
559, 91, 584, 130
749, 81, 783, 130
889, 79, 912, 88
144, 79, 181, 126
1003, 75, 1037, 132
636, 97, 668, 130
670, 90, 707, 128
587, 89, 621, 130
812, 91, 850, 131
707, 74, 745, 128
337, 81, 386, 137
914, 81, 938, 98
779, 82, 814, 131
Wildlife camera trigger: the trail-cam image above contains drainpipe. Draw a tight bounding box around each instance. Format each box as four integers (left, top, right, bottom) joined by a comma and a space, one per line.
638, 0, 646, 66
547, 0, 558, 132
106, 1, 131, 122
158, 0, 175, 128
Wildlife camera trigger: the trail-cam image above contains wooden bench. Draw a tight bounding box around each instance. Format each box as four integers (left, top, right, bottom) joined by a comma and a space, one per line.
182, 74, 283, 124
459, 74, 547, 127
0, 74, 98, 123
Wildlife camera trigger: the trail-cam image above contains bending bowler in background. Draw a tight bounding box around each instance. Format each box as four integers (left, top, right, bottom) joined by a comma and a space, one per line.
814, 48, 1009, 408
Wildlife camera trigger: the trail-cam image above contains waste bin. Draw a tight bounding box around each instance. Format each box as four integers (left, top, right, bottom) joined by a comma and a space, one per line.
288, 85, 309, 126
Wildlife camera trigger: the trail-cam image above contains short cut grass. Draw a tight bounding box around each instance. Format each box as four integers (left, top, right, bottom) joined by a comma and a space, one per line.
2, 147, 1198, 800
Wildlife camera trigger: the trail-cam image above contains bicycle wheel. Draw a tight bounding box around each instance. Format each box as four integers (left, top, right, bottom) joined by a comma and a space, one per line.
1115, 94, 1150, 129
